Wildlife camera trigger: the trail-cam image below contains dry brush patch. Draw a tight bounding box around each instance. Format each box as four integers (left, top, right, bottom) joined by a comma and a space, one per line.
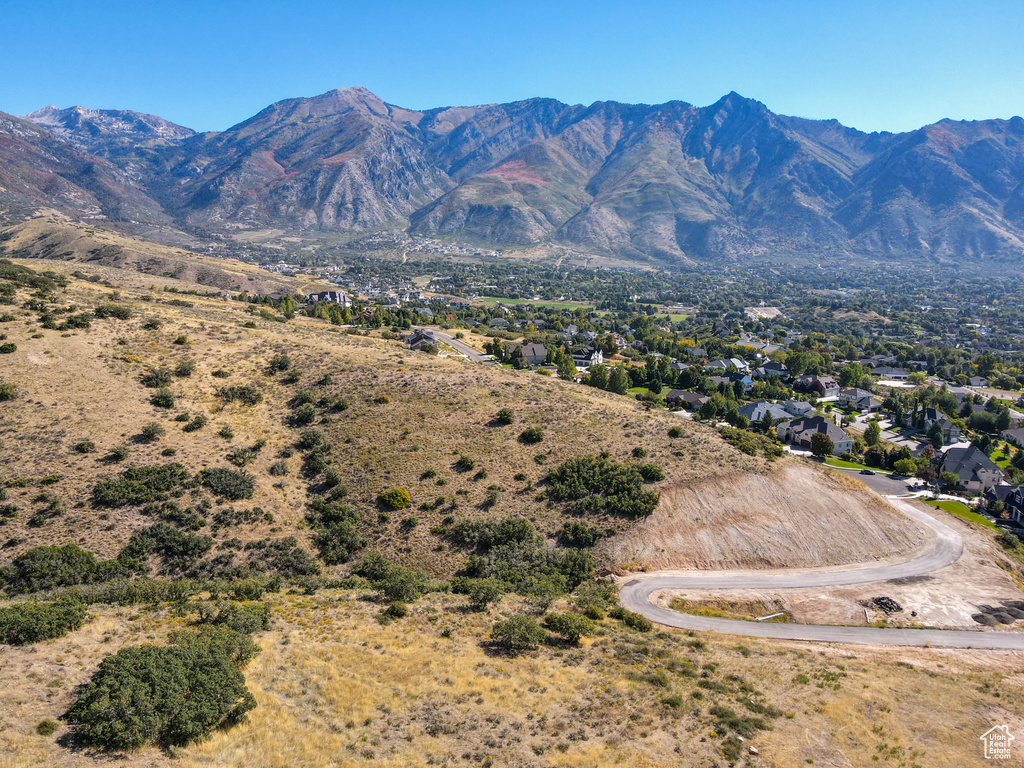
1, 591, 1016, 768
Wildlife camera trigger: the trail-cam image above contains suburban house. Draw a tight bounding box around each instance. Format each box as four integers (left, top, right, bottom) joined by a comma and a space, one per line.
922, 408, 962, 444
705, 357, 750, 373
872, 366, 910, 380
985, 486, 1024, 523
838, 387, 881, 412
752, 361, 788, 379
1002, 427, 1024, 449
969, 376, 989, 388
305, 290, 352, 307
938, 446, 1004, 494
794, 374, 840, 398
684, 346, 707, 359
777, 416, 853, 455
781, 399, 815, 418
571, 347, 603, 370
665, 390, 709, 410
405, 329, 437, 352
738, 401, 791, 424
511, 342, 548, 367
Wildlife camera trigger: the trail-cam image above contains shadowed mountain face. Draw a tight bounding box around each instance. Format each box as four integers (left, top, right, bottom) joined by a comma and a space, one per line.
11, 87, 1024, 268
0, 111, 169, 223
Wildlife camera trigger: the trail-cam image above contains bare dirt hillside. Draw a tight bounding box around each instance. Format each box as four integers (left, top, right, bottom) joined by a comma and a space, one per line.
0, 216, 313, 294
602, 461, 932, 571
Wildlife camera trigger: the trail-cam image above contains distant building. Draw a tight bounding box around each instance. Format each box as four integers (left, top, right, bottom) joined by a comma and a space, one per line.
305, 290, 351, 307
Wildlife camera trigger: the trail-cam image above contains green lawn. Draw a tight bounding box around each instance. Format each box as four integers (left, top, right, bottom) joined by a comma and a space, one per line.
925, 499, 997, 529
627, 387, 653, 396
991, 450, 1012, 469
824, 457, 876, 471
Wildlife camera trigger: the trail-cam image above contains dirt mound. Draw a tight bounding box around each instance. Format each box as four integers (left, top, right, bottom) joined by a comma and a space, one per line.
601, 461, 931, 571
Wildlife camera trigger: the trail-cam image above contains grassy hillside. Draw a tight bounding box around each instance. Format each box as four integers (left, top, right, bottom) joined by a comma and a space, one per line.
1, 256, 1015, 767
0, 216, 315, 294
1, 588, 1018, 768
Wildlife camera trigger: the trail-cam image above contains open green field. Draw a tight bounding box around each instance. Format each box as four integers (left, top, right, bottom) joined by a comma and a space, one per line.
926, 499, 997, 529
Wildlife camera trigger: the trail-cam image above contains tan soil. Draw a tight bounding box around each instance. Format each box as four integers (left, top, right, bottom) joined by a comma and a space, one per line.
653, 502, 1024, 629
602, 461, 931, 571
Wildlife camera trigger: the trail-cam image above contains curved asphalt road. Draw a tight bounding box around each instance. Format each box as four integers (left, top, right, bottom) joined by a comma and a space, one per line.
619, 498, 1024, 648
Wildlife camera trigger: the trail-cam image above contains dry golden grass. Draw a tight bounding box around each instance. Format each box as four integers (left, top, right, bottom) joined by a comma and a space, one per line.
0, 257, 770, 572
1, 590, 1020, 768
0, 216, 322, 294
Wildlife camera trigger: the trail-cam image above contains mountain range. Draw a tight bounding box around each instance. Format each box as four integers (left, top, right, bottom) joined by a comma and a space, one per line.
3, 86, 1024, 268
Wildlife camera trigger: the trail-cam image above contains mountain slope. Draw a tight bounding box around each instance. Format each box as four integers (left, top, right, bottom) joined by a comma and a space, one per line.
0, 111, 168, 224
13, 89, 1024, 268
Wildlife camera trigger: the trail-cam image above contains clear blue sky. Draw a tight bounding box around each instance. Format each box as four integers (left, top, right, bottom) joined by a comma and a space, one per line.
1, 0, 1021, 134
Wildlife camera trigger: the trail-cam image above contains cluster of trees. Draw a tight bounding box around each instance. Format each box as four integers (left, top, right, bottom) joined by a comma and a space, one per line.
545, 454, 661, 519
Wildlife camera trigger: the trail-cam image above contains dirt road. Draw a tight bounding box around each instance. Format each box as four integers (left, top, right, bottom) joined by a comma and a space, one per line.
618, 499, 1024, 648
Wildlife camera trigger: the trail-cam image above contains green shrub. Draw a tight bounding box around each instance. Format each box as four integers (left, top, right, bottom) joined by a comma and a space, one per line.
199, 601, 272, 635
353, 554, 427, 602
0, 544, 125, 594
543, 612, 595, 644
140, 367, 173, 388
291, 404, 317, 426
608, 607, 653, 632
0, 381, 17, 401
269, 460, 289, 476
93, 304, 132, 320
92, 464, 190, 507
182, 415, 208, 433
378, 487, 412, 511
491, 614, 545, 654
197, 468, 255, 500
382, 601, 408, 620
66, 629, 257, 749
36, 719, 59, 736
73, 440, 96, 454
455, 455, 476, 472
559, 521, 604, 548
519, 426, 544, 444
140, 422, 165, 442
267, 353, 291, 372
218, 426, 234, 439
451, 577, 505, 611
582, 605, 605, 621
495, 408, 515, 425
173, 334, 190, 345
174, 360, 196, 377
119, 523, 213, 573
0, 343, 17, 354
638, 463, 665, 482
217, 385, 263, 406
211, 369, 230, 378
150, 388, 175, 409
632, 447, 647, 458
668, 425, 683, 438
546, 454, 660, 518
0, 597, 88, 645
108, 445, 130, 462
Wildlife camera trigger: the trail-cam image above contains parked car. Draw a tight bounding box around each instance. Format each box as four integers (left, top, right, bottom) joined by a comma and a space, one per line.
860, 469, 876, 475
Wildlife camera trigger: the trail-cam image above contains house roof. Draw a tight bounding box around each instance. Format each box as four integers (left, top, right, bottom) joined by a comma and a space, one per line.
941, 445, 1002, 482
738, 401, 791, 423
788, 416, 849, 444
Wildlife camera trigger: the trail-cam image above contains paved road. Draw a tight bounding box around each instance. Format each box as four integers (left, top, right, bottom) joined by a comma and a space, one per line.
619, 499, 1024, 648
418, 327, 492, 363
